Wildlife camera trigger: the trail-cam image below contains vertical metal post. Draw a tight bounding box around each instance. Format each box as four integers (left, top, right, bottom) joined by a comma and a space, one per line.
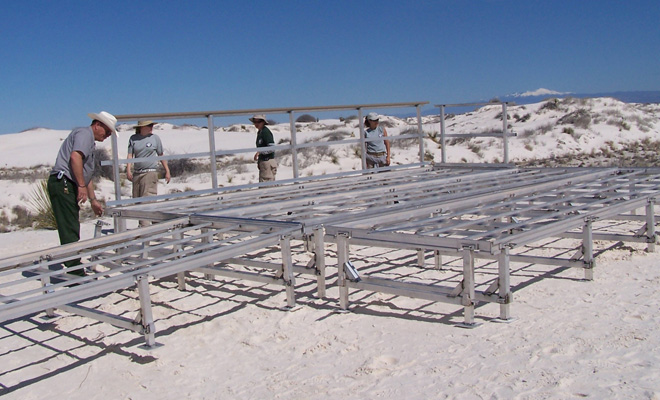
502, 103, 509, 164
434, 249, 442, 270
40, 277, 56, 317
646, 199, 656, 252
111, 130, 122, 201
281, 235, 296, 308
207, 115, 218, 189
417, 249, 425, 267
337, 233, 350, 310
173, 232, 186, 290
583, 218, 594, 280
498, 247, 512, 320
314, 227, 326, 298
630, 180, 637, 215
289, 111, 300, 179
136, 274, 156, 347
202, 227, 214, 280
358, 108, 366, 170
416, 104, 425, 163
462, 246, 476, 325
440, 105, 447, 163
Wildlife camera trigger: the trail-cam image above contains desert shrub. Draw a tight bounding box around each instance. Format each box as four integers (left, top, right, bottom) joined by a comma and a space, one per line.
28, 179, 56, 229
520, 129, 536, 138
540, 99, 560, 111
322, 130, 352, 142
296, 114, 317, 123
379, 120, 395, 128
391, 128, 421, 149
606, 118, 631, 131
340, 115, 359, 123
538, 123, 554, 134
0, 166, 49, 182
11, 205, 33, 228
168, 157, 204, 177
467, 141, 484, 157
93, 148, 114, 182
558, 109, 591, 129
515, 113, 531, 123
494, 112, 511, 121
562, 127, 575, 136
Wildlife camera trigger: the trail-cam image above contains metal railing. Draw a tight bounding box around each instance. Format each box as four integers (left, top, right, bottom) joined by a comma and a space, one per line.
106, 101, 429, 201
435, 102, 513, 164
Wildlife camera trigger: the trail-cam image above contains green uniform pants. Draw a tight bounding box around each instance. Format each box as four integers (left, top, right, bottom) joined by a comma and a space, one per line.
47, 174, 84, 274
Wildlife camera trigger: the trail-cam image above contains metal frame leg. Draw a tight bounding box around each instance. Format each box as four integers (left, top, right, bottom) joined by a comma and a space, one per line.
461, 246, 476, 326
281, 235, 296, 308
498, 247, 512, 320
337, 233, 350, 310
314, 228, 326, 298
583, 218, 594, 281
646, 199, 656, 253
136, 274, 156, 347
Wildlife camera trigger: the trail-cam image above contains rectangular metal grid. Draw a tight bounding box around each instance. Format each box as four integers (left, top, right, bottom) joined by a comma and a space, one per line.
2, 165, 659, 344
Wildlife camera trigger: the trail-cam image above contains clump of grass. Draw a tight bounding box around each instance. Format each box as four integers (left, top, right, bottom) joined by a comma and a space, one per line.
28, 179, 57, 229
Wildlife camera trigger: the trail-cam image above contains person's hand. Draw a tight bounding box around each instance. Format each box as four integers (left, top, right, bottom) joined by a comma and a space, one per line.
77, 187, 88, 204
386, 155, 391, 166
90, 199, 104, 217
254, 152, 259, 161
165, 170, 171, 184
127, 171, 133, 181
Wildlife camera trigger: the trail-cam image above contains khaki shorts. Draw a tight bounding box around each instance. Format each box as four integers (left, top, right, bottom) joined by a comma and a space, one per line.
258, 158, 278, 182
132, 171, 159, 198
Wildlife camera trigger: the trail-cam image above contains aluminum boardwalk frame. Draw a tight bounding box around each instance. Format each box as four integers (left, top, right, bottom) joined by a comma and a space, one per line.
1, 165, 659, 344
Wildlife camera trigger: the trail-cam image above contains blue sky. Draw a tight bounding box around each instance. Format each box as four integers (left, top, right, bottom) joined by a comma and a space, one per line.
1, 0, 659, 134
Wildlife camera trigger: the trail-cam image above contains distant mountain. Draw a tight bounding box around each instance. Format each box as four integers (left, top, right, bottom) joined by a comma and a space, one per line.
415, 89, 660, 117
498, 89, 660, 106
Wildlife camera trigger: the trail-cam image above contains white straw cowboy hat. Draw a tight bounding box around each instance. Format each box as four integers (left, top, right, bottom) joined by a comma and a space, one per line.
87, 111, 117, 133
249, 114, 268, 124
366, 112, 380, 121
133, 120, 156, 128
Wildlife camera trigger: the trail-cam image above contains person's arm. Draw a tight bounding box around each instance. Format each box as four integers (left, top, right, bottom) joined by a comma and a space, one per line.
161, 159, 171, 183
383, 127, 391, 166
126, 153, 134, 181
70, 151, 88, 204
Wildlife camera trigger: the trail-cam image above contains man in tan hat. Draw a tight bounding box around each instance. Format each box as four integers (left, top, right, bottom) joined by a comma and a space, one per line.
249, 114, 277, 182
48, 111, 116, 276
126, 120, 170, 225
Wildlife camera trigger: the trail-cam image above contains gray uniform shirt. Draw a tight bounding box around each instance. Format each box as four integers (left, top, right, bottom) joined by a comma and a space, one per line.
365, 125, 387, 154
128, 134, 164, 171
50, 126, 96, 185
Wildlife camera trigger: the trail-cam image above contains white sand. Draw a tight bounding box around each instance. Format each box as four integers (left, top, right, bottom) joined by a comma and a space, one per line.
1, 99, 660, 399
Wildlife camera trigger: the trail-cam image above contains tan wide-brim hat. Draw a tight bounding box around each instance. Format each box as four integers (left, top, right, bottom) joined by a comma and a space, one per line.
249, 114, 268, 124
133, 120, 156, 128
88, 111, 117, 133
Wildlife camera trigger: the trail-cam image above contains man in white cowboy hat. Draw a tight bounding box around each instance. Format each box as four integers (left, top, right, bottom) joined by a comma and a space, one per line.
127, 120, 170, 225
47, 111, 117, 276
250, 114, 277, 182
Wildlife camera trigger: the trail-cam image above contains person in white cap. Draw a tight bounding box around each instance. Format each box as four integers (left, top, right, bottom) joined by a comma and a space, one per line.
47, 111, 116, 276
126, 120, 170, 226
364, 112, 391, 168
249, 114, 277, 182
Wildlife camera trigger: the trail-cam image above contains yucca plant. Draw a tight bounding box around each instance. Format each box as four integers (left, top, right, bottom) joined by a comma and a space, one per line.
28, 179, 56, 229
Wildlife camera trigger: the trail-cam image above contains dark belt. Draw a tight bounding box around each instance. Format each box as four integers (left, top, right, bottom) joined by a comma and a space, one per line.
368, 152, 387, 157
